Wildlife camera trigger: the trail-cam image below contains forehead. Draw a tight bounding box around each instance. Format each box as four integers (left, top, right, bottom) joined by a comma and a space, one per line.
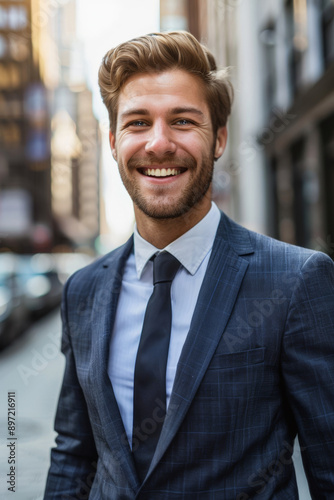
117, 70, 209, 116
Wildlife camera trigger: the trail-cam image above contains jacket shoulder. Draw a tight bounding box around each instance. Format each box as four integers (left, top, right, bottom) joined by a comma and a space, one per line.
221, 212, 332, 269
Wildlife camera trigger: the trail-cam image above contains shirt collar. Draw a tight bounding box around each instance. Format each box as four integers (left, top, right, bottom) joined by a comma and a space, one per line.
134, 202, 221, 279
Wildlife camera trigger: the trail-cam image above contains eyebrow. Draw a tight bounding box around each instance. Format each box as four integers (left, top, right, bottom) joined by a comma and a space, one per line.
120, 109, 150, 119
119, 107, 205, 121
170, 107, 205, 117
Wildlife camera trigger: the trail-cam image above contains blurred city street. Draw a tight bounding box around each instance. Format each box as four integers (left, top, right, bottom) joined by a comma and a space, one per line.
0, 309, 311, 500
0, 309, 64, 500
0, 0, 332, 496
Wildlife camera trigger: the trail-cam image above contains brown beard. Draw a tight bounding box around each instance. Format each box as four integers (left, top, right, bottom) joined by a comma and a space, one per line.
118, 150, 215, 221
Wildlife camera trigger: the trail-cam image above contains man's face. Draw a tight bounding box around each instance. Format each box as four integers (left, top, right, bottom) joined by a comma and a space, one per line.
109, 69, 227, 223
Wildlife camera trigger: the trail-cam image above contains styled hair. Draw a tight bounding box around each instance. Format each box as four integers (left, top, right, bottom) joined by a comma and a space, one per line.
98, 31, 234, 135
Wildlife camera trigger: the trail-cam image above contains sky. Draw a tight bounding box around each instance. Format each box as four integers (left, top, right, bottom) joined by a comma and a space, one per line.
76, 0, 160, 249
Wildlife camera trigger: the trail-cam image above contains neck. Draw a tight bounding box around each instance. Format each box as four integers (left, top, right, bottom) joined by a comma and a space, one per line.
134, 199, 212, 249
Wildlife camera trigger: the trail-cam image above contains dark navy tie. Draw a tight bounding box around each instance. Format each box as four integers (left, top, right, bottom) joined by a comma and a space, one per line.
132, 251, 181, 481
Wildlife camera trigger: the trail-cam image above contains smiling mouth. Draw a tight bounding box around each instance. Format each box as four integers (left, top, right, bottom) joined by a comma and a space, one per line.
140, 167, 187, 178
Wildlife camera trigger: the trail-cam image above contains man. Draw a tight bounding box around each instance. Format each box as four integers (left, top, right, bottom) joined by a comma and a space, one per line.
44, 31, 334, 499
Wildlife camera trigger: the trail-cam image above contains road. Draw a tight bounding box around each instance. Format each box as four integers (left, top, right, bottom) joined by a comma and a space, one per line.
0, 310, 312, 499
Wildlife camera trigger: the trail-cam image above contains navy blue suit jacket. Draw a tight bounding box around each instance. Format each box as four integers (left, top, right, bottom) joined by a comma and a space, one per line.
44, 213, 334, 499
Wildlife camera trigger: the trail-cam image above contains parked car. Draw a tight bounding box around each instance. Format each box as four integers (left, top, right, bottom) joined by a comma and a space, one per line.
0, 254, 29, 349
0, 251, 94, 349
17, 254, 63, 318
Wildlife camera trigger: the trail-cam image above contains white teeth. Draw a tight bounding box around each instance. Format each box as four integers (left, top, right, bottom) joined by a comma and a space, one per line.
143, 168, 181, 177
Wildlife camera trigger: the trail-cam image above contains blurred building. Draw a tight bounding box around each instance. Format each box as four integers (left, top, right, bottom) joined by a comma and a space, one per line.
160, 0, 334, 258
0, 0, 52, 253
254, 0, 334, 255
40, 0, 101, 253
160, 0, 189, 31
0, 0, 101, 254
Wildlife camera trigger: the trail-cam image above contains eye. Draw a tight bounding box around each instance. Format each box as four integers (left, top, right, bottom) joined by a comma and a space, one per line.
174, 118, 197, 127
175, 119, 192, 125
128, 120, 148, 127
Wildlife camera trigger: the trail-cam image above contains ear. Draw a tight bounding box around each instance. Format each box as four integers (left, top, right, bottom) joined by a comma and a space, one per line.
109, 130, 117, 161
214, 126, 227, 160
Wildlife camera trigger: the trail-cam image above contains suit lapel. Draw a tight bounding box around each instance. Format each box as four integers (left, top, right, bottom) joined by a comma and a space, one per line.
146, 213, 254, 478
90, 237, 141, 492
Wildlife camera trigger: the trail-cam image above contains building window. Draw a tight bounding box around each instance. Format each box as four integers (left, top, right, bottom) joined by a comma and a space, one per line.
259, 23, 277, 113
285, 0, 308, 96
0, 34, 7, 58
321, 0, 334, 66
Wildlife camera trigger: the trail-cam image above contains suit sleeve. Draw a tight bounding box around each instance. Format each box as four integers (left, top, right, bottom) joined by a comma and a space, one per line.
281, 252, 334, 498
44, 276, 98, 499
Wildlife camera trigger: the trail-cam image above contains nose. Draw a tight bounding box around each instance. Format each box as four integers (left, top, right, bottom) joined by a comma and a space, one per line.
145, 120, 176, 156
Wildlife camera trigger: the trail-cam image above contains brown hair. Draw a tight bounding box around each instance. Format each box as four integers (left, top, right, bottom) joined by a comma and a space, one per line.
98, 31, 233, 134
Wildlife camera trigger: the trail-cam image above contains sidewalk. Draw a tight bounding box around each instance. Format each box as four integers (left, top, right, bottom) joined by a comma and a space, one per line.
0, 310, 64, 500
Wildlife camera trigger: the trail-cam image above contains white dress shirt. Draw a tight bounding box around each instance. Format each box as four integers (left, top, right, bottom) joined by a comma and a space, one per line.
108, 202, 221, 447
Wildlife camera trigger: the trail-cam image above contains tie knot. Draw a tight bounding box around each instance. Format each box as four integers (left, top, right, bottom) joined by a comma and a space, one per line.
153, 251, 181, 285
